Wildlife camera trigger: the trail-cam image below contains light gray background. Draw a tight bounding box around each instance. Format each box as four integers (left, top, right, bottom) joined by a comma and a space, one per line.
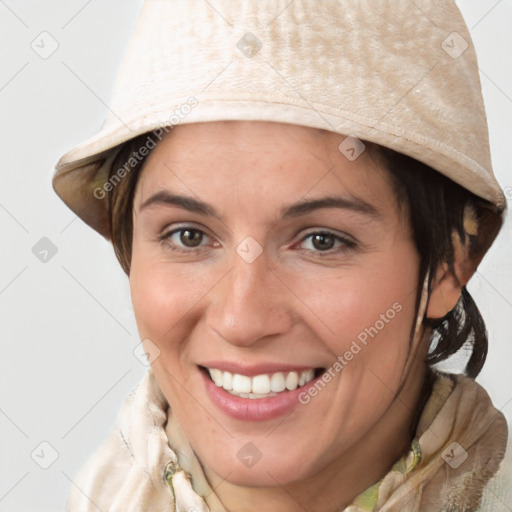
0, 1, 511, 510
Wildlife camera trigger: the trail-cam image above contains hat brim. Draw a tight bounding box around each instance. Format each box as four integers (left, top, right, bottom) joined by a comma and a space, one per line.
53, 97, 507, 239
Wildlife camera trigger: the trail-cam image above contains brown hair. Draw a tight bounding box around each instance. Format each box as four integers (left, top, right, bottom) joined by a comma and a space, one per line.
106, 130, 503, 378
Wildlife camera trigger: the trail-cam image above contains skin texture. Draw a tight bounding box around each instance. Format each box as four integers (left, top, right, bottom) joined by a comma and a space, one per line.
129, 121, 467, 511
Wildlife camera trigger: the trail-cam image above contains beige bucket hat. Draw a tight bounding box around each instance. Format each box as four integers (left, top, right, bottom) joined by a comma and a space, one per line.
53, 0, 507, 241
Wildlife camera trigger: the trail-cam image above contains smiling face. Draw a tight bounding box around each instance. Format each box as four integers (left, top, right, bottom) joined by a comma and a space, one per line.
129, 120, 425, 490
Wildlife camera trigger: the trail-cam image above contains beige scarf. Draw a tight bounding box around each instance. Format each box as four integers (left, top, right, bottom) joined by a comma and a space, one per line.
65, 368, 507, 512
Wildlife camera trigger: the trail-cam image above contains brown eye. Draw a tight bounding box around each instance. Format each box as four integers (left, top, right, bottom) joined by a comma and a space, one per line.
311, 233, 335, 251
161, 227, 210, 251
298, 231, 355, 254
179, 229, 203, 247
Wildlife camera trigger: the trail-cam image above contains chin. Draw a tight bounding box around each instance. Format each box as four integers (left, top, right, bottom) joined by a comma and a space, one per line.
203, 448, 317, 488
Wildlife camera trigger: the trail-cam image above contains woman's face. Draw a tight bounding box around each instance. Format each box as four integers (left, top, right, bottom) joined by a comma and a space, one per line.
130, 121, 421, 486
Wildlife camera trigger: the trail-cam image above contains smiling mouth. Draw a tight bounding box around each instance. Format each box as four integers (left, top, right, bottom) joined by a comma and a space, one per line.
200, 366, 325, 399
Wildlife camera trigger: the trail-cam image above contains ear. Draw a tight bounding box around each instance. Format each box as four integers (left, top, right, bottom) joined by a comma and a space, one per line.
426, 231, 476, 319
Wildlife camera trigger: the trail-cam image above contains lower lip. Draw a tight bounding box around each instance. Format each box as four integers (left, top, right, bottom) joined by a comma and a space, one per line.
200, 368, 323, 421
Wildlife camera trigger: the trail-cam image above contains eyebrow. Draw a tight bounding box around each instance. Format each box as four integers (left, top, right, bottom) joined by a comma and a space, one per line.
139, 191, 381, 220
280, 195, 380, 219
140, 191, 217, 217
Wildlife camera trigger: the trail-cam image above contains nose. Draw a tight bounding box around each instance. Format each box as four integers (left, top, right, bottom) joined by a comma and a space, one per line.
206, 251, 293, 348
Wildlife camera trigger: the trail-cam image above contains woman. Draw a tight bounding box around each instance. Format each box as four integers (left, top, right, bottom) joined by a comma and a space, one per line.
53, 1, 509, 510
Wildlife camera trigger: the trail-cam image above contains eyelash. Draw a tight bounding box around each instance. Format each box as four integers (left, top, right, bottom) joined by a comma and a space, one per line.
297, 230, 356, 254
159, 227, 356, 254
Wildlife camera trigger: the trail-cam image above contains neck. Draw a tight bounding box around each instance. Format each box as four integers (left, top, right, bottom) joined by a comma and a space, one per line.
205, 357, 431, 512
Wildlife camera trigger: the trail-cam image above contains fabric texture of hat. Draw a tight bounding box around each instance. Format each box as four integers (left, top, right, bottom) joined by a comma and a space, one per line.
53, 0, 507, 240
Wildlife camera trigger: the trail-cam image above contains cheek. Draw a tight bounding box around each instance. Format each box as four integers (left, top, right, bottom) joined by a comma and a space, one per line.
282, 243, 420, 439
129, 259, 206, 411
130, 264, 178, 339
130, 249, 207, 334
287, 241, 420, 367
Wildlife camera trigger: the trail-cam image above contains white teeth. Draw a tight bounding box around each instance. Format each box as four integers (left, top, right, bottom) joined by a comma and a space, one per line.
285, 371, 299, 391
252, 374, 270, 394
222, 371, 233, 390
207, 367, 318, 398
229, 391, 278, 399
210, 368, 223, 387
270, 372, 286, 392
304, 369, 315, 383
232, 374, 252, 394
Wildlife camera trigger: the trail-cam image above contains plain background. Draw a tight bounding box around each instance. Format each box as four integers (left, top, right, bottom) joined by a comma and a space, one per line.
0, 1, 511, 510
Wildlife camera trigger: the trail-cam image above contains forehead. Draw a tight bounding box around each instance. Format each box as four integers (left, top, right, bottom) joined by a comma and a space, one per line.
133, 121, 394, 215
147, 121, 338, 163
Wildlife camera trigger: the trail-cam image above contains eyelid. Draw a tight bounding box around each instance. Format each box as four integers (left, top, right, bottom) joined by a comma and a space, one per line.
300, 227, 355, 241
160, 221, 210, 238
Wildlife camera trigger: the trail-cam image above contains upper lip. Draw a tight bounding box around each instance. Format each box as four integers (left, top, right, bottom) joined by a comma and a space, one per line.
199, 361, 322, 377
